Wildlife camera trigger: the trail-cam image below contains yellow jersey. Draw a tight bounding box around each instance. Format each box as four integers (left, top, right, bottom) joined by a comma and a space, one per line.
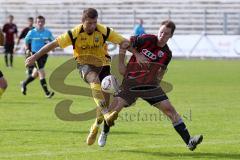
57, 23, 125, 66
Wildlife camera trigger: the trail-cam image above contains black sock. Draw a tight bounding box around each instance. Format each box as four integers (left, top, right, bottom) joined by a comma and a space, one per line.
28, 67, 34, 76
103, 120, 110, 133
173, 119, 191, 145
10, 54, 13, 66
24, 76, 35, 86
40, 78, 50, 95
4, 54, 8, 66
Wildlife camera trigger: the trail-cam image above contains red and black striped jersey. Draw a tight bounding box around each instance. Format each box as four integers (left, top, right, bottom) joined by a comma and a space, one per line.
19, 26, 34, 40
2, 23, 18, 44
124, 34, 172, 86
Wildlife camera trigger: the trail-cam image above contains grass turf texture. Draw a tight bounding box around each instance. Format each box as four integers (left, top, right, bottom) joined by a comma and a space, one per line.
0, 55, 240, 160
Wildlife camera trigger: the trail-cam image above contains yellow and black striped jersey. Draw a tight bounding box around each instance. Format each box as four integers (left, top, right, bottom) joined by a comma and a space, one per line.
57, 23, 125, 66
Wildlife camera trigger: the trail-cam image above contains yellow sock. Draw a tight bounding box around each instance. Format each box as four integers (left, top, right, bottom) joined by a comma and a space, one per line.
90, 83, 107, 108
93, 117, 104, 127
95, 107, 104, 125
0, 88, 5, 98
91, 107, 104, 127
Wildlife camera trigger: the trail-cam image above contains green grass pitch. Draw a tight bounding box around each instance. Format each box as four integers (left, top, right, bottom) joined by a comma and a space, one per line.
0, 55, 240, 160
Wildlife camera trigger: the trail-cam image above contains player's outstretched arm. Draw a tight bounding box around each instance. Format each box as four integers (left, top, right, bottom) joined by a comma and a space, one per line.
25, 40, 59, 66
123, 40, 148, 67
119, 40, 128, 75
119, 39, 148, 69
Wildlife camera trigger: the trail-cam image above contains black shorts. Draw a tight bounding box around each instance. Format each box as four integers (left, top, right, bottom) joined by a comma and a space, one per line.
4, 44, 14, 54
33, 53, 48, 69
116, 79, 168, 106
0, 70, 3, 78
77, 64, 110, 83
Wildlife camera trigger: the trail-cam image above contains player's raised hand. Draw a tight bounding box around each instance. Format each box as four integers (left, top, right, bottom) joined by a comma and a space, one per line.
128, 47, 148, 67
135, 53, 148, 66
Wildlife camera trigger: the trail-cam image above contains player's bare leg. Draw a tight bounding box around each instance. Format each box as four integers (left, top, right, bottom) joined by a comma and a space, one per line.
102, 97, 128, 127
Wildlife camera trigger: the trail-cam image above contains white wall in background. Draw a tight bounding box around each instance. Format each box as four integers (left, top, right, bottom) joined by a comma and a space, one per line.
46, 35, 240, 58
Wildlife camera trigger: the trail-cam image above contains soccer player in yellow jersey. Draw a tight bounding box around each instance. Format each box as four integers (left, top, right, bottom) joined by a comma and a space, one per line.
0, 31, 7, 98
0, 70, 8, 98
25, 8, 146, 147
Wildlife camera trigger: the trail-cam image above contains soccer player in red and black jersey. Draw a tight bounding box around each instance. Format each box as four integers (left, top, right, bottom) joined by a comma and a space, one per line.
2, 15, 18, 67
17, 17, 35, 76
17, 17, 34, 45
104, 20, 203, 151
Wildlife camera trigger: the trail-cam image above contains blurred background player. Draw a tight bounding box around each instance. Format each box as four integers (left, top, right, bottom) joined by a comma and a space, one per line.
17, 17, 34, 46
2, 15, 18, 67
17, 17, 35, 76
25, 8, 146, 147
21, 15, 54, 98
0, 70, 8, 98
0, 30, 7, 98
133, 18, 145, 36
104, 20, 203, 151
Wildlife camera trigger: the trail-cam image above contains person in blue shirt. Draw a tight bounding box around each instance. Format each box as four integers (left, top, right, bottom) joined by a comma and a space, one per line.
21, 15, 54, 98
133, 19, 145, 36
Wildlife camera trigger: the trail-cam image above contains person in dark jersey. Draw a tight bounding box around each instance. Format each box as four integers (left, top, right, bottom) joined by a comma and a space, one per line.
17, 17, 35, 76
17, 17, 34, 45
104, 20, 203, 151
2, 15, 18, 67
